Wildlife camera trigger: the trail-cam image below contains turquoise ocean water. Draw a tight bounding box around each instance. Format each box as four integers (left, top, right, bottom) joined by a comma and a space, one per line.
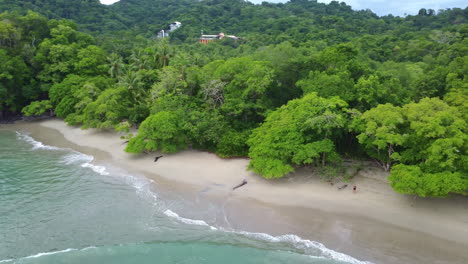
0, 130, 368, 264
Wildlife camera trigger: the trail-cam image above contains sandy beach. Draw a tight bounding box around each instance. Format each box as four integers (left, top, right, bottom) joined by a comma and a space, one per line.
3, 119, 468, 264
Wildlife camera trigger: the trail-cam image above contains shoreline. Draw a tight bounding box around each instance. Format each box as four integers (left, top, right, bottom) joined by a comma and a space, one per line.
3, 119, 468, 264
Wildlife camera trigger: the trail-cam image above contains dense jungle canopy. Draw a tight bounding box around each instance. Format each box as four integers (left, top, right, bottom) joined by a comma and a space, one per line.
0, 0, 467, 197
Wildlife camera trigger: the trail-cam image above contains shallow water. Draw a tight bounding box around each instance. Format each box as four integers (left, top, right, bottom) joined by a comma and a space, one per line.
0, 130, 368, 264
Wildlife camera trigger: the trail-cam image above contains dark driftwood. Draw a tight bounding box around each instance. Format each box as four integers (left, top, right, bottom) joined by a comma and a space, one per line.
233, 179, 248, 190
154, 155, 163, 162
338, 184, 348, 190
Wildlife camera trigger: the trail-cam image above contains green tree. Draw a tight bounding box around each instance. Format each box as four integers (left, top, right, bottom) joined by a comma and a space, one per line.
352, 103, 405, 171
200, 57, 275, 128
21, 100, 52, 116
247, 93, 348, 178
107, 53, 124, 78
297, 70, 355, 102
359, 98, 468, 197
0, 50, 32, 112
390, 165, 467, 197
125, 111, 188, 153
34, 21, 95, 91
81, 86, 134, 130
48, 74, 113, 121
399, 98, 466, 172
74, 45, 107, 76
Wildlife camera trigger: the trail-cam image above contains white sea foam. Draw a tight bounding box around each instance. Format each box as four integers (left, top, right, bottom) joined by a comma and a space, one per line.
16, 131, 63, 151
133, 178, 158, 201
62, 152, 109, 175
61, 152, 93, 165
164, 209, 217, 230
64, 151, 157, 200
14, 131, 368, 263
62, 151, 110, 176
16, 130, 155, 199
0, 246, 98, 263
235, 231, 370, 264
16, 131, 110, 176
163, 209, 370, 264
81, 162, 110, 176
24, 248, 76, 259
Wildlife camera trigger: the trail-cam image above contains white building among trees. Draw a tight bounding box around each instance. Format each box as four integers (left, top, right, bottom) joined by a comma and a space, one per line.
157, 21, 182, 38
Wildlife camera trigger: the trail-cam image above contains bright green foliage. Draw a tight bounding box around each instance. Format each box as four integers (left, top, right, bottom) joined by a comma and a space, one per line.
200, 57, 275, 128
291, 139, 338, 165
34, 21, 97, 91
125, 111, 188, 153
297, 44, 368, 107
0, 18, 21, 49
49, 75, 85, 117
377, 61, 425, 95
248, 158, 295, 179
444, 72, 468, 120
81, 86, 132, 130
182, 109, 227, 152
298, 71, 355, 102
247, 93, 348, 178
74, 45, 108, 76
360, 98, 468, 197
389, 165, 467, 197
48, 75, 113, 120
354, 74, 408, 109
1, 3, 467, 198
216, 130, 249, 158
352, 103, 406, 171
21, 100, 52, 116
413, 66, 448, 99
298, 55, 409, 111
314, 44, 363, 75
400, 98, 466, 172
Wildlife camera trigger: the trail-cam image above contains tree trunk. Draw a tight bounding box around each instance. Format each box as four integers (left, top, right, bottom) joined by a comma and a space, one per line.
373, 158, 390, 172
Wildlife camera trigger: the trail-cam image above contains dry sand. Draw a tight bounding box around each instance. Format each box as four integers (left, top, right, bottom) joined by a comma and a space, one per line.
3, 119, 468, 264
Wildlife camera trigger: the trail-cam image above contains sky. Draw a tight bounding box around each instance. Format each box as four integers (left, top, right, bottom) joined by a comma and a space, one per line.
313, 0, 467, 16
99, 0, 467, 16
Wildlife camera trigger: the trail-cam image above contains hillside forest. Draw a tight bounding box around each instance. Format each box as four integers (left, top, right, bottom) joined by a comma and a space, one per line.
0, 0, 467, 197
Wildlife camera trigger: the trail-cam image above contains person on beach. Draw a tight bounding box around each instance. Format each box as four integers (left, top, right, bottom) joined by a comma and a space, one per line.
353, 185, 357, 193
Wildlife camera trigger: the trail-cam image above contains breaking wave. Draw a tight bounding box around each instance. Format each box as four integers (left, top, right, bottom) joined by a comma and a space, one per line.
163, 209, 371, 264
16, 132, 110, 176
13, 131, 370, 264
15, 131, 63, 151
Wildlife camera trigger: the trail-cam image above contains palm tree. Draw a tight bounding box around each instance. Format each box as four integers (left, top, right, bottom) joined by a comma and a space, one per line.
154, 40, 172, 68
130, 50, 151, 70
118, 67, 149, 103
107, 53, 124, 78
118, 68, 141, 91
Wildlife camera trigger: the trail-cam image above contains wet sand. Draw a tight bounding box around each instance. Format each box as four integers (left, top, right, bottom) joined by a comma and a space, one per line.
3, 119, 468, 264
